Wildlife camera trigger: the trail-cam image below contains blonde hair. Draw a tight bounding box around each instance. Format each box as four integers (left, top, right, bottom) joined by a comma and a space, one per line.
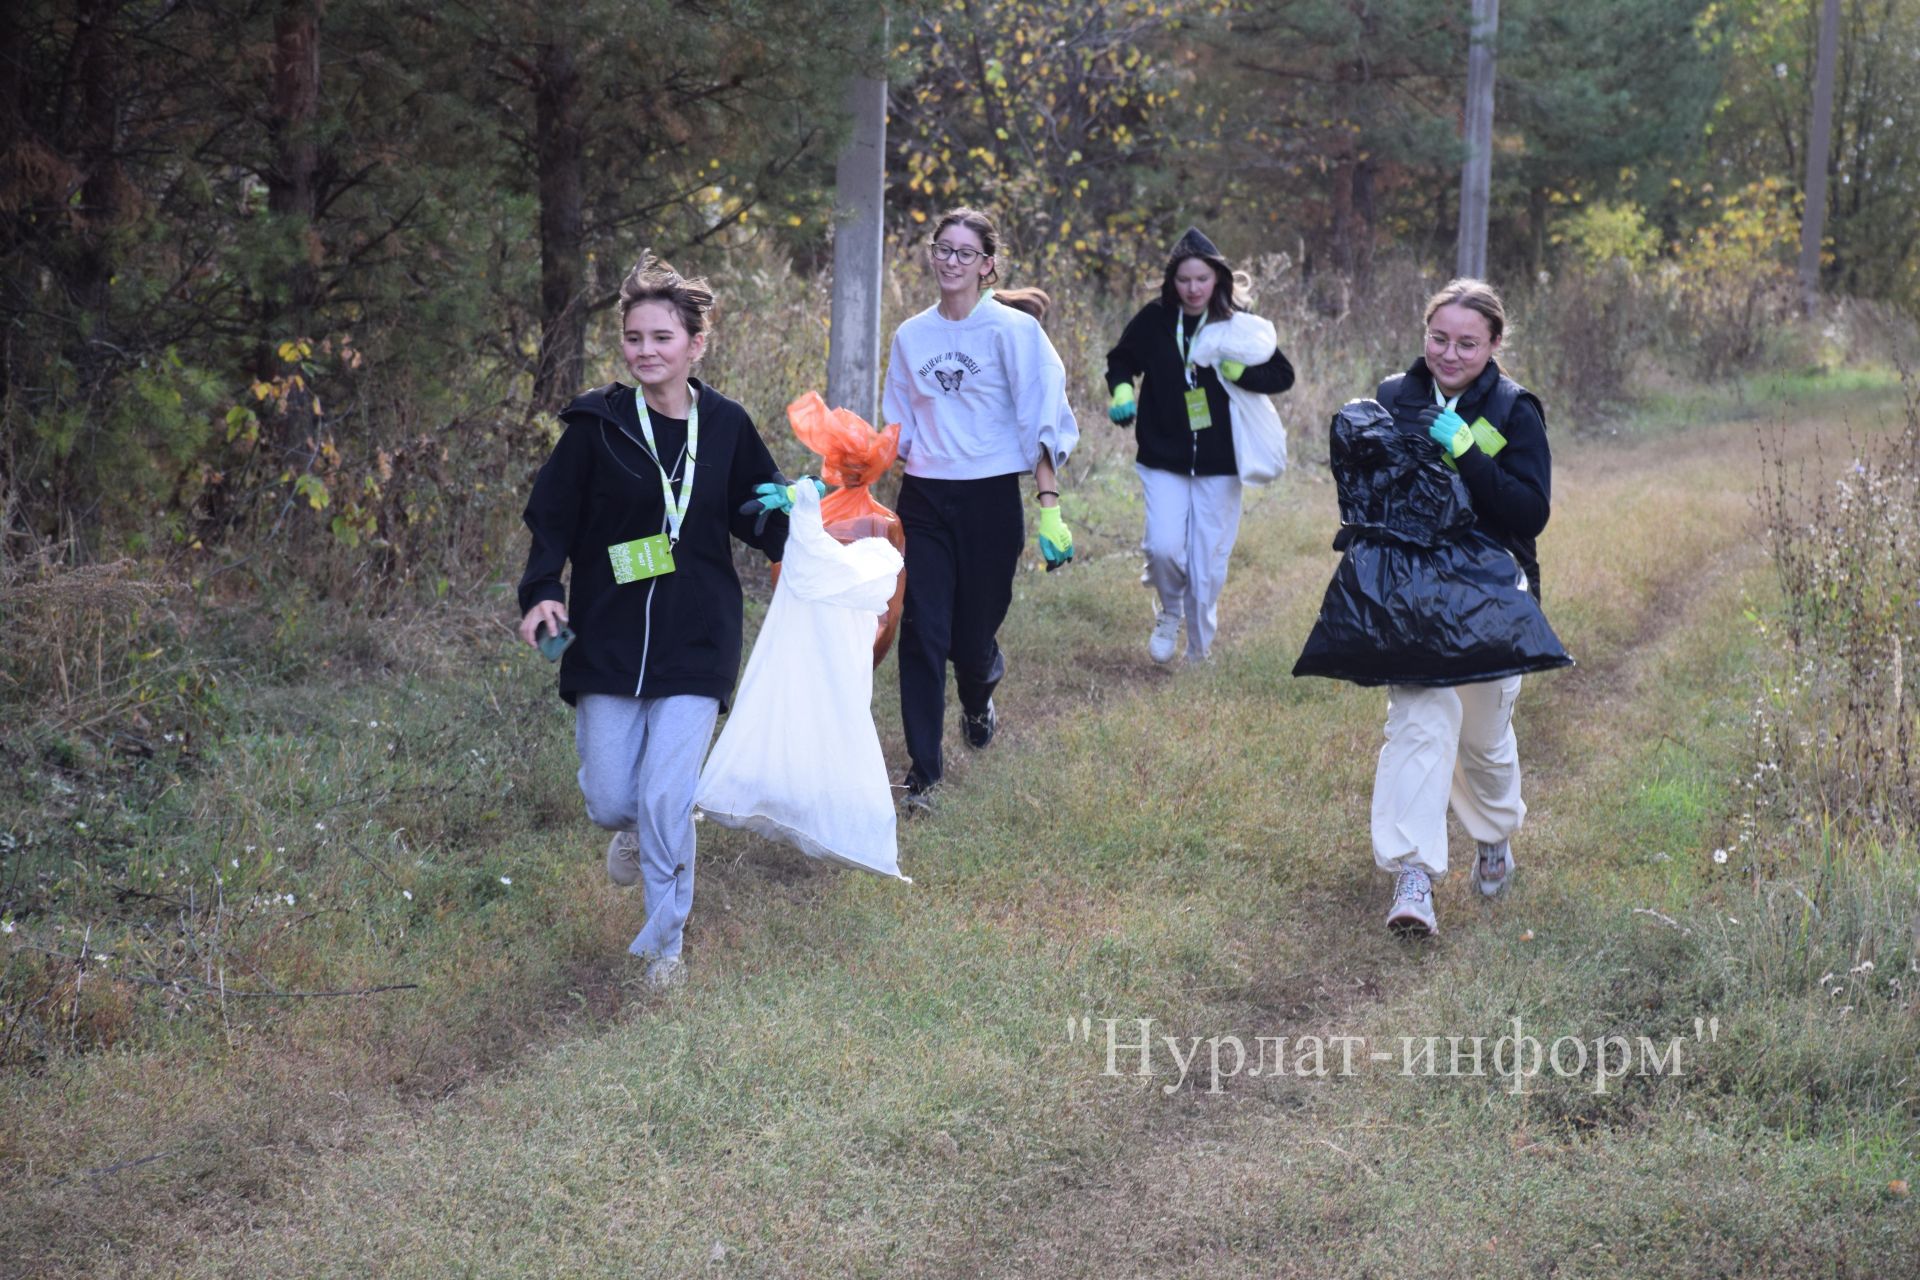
1423, 277, 1507, 343
618, 251, 715, 337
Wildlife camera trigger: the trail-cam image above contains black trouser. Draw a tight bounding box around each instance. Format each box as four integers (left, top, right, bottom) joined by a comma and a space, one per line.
896, 472, 1024, 790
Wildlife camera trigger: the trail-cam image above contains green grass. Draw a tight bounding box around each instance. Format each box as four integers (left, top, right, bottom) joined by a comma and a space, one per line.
3, 376, 1916, 1277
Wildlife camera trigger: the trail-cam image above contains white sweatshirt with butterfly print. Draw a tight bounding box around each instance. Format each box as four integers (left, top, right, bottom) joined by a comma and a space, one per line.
882, 296, 1078, 481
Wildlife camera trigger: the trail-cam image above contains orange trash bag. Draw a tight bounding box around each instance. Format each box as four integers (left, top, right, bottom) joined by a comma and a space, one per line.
772, 391, 907, 666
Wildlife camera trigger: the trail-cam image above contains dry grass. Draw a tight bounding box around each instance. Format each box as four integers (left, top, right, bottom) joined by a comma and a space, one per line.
4, 370, 1913, 1276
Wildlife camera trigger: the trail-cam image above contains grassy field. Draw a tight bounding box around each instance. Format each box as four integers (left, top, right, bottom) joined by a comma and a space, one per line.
3, 371, 1916, 1277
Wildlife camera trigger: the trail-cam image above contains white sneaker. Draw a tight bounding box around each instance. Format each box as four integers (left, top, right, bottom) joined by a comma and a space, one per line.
1148, 610, 1182, 664
1386, 866, 1438, 937
645, 955, 686, 990
1474, 839, 1514, 898
606, 830, 641, 887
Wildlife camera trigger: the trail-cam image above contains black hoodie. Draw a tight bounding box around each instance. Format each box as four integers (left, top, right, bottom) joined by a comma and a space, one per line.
1104, 228, 1294, 476
517, 379, 789, 709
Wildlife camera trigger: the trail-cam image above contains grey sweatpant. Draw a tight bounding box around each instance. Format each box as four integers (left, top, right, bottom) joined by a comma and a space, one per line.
575, 692, 720, 961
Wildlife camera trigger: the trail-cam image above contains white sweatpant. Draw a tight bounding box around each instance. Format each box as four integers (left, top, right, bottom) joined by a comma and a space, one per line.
1371, 675, 1525, 877
1137, 463, 1244, 662
575, 692, 721, 961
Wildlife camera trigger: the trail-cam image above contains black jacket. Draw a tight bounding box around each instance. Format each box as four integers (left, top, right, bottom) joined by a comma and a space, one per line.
1375, 357, 1551, 596
517, 379, 788, 709
1105, 300, 1295, 476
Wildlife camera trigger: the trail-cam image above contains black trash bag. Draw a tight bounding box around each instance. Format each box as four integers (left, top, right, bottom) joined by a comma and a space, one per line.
1293, 399, 1573, 688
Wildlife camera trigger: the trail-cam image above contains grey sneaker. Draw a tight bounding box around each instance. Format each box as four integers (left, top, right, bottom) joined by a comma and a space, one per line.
645, 955, 686, 990
606, 829, 641, 887
901, 779, 940, 820
1386, 866, 1438, 937
1148, 610, 1182, 664
1474, 839, 1514, 898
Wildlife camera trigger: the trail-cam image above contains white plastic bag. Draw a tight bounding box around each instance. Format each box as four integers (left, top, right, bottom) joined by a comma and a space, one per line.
1190, 311, 1288, 487
694, 484, 910, 881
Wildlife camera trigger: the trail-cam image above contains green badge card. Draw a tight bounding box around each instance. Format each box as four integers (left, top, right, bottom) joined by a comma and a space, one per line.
1184, 386, 1213, 431
608, 534, 676, 584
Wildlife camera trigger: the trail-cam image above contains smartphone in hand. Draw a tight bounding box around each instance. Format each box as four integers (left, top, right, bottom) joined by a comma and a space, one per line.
537, 622, 575, 662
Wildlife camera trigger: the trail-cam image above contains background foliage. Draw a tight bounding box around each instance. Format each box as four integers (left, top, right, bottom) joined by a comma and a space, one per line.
2, 0, 1917, 584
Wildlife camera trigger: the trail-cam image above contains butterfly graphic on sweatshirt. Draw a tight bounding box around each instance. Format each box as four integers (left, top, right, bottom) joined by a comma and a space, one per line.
933, 368, 966, 394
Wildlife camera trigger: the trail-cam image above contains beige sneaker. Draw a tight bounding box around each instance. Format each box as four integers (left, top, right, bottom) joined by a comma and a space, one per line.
606, 830, 641, 887
645, 955, 686, 990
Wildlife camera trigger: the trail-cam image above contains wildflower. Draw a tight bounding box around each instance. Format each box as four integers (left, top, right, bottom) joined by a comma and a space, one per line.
1849, 960, 1875, 975
315, 822, 326, 831
402, 890, 413, 901
231, 859, 240, 869
284, 893, 297, 907
2, 919, 13, 935
1712, 848, 1728, 864
75, 821, 88, 831
499, 876, 513, 886
369, 720, 380, 728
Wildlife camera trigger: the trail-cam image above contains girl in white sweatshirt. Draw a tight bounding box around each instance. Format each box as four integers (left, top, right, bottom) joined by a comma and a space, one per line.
881, 207, 1079, 814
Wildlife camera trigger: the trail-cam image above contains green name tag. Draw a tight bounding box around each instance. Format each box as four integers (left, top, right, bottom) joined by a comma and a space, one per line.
608, 534, 676, 583
1184, 386, 1213, 431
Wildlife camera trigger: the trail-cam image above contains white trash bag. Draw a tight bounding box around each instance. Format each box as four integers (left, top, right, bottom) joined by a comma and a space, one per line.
695, 482, 910, 881
1189, 310, 1288, 487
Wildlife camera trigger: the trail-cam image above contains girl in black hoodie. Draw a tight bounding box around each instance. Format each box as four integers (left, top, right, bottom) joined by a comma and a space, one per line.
516, 253, 792, 988
1105, 228, 1294, 664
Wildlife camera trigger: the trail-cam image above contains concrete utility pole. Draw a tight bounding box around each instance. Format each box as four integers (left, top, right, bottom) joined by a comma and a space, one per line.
1455, 0, 1499, 280
1798, 0, 1841, 316
826, 43, 889, 423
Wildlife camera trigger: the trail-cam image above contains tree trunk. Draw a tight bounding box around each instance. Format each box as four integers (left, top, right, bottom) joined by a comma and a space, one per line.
532, 39, 586, 412
268, 0, 322, 325
1455, 0, 1499, 280
826, 58, 888, 424
1797, 0, 1840, 316
73, 0, 123, 321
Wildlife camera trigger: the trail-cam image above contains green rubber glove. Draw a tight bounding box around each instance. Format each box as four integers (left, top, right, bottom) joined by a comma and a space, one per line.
1036, 503, 1073, 571
1219, 358, 1246, 383
738, 477, 827, 535
1107, 383, 1137, 425
1419, 406, 1473, 458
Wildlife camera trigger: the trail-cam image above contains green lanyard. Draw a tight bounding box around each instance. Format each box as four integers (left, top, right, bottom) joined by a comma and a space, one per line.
1175, 313, 1208, 388
634, 383, 700, 545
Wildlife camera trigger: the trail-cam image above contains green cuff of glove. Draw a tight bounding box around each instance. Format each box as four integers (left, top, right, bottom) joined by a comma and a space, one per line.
1219, 359, 1246, 383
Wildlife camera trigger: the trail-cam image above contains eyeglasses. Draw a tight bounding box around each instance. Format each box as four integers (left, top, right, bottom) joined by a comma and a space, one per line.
1426, 332, 1486, 358
929, 242, 987, 265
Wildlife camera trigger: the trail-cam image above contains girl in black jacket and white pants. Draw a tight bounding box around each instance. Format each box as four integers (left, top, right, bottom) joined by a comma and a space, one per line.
517, 253, 792, 988
1371, 278, 1551, 939
1105, 228, 1294, 664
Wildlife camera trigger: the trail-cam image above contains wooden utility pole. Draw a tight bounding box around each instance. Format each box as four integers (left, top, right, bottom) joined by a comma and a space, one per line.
1455, 0, 1499, 280
1798, 0, 1841, 316
826, 34, 888, 424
